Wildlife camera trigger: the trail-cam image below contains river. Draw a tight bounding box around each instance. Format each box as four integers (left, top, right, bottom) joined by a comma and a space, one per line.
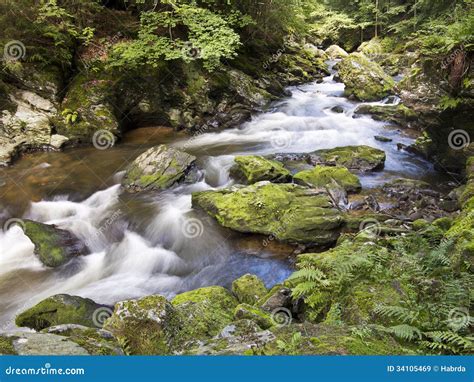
0, 61, 440, 331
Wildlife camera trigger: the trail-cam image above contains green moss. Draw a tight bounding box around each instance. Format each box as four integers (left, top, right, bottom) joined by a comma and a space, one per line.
313, 145, 386, 172
16, 295, 101, 330
0, 336, 17, 355
104, 295, 181, 355
264, 324, 413, 355
412, 219, 430, 231
23, 220, 81, 267
230, 156, 291, 184
172, 286, 238, 342
355, 104, 417, 125
192, 182, 344, 245
338, 52, 395, 101
123, 145, 196, 192
48, 327, 121, 355
234, 304, 273, 329
294, 165, 361, 193
232, 274, 268, 305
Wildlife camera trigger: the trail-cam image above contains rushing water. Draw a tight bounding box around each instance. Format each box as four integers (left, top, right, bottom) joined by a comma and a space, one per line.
0, 62, 440, 331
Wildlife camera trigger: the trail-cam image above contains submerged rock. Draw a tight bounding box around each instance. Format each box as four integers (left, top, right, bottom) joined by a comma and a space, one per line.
122, 145, 197, 192
338, 53, 395, 101
294, 165, 361, 193
232, 274, 268, 305
230, 155, 291, 184
192, 182, 344, 245
23, 219, 87, 267
16, 294, 107, 331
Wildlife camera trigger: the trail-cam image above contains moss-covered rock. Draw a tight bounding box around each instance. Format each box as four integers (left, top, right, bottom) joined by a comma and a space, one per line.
294, 165, 362, 193
338, 53, 395, 101
16, 294, 106, 331
122, 145, 197, 192
0, 335, 17, 355
55, 72, 119, 142
43, 324, 123, 355
355, 104, 417, 126
23, 220, 87, 267
192, 182, 344, 245
230, 156, 291, 184
232, 274, 268, 305
325, 45, 349, 59
104, 295, 181, 355
310, 145, 386, 172
172, 286, 238, 342
234, 304, 273, 329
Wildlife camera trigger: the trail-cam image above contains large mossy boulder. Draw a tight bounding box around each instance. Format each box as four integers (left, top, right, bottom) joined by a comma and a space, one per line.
23, 220, 87, 267
325, 45, 349, 59
192, 182, 344, 245
294, 166, 361, 193
55, 72, 119, 142
354, 104, 417, 126
232, 274, 268, 305
16, 294, 106, 331
122, 145, 197, 192
172, 286, 238, 341
230, 155, 291, 184
310, 146, 386, 172
104, 295, 181, 355
338, 53, 395, 101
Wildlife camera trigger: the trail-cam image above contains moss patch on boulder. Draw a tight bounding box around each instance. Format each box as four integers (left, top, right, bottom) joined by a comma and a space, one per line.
104, 295, 181, 355
122, 145, 197, 192
338, 53, 395, 101
234, 304, 273, 329
232, 274, 268, 305
16, 294, 106, 331
23, 220, 87, 267
230, 155, 291, 184
355, 104, 417, 126
172, 286, 238, 342
310, 145, 386, 172
192, 182, 344, 245
294, 165, 361, 193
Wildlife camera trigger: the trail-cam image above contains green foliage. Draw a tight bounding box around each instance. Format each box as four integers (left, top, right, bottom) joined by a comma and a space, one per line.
276, 332, 303, 355
291, 231, 473, 354
61, 108, 79, 124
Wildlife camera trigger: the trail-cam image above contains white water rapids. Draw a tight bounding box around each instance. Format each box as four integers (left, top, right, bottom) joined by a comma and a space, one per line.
0, 62, 435, 331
